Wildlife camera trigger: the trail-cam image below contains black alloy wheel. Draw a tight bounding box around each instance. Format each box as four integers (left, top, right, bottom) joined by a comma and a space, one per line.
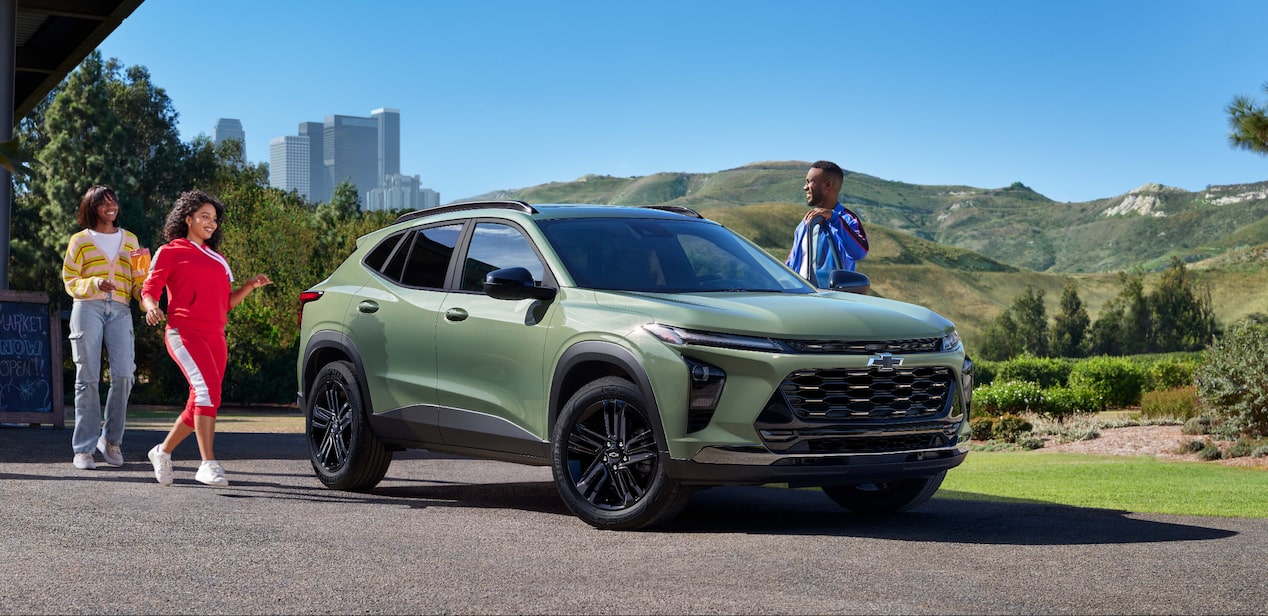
552, 376, 689, 530
306, 360, 391, 491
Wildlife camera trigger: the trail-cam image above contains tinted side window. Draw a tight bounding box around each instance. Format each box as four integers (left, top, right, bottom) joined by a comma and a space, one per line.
399, 223, 463, 288
460, 223, 545, 292
363, 232, 406, 280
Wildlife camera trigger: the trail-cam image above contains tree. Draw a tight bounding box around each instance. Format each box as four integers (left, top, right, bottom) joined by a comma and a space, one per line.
1150, 257, 1217, 351
1089, 296, 1127, 356
1012, 285, 1049, 357
976, 310, 1021, 361
1227, 82, 1268, 155
12, 52, 192, 297
1050, 282, 1089, 358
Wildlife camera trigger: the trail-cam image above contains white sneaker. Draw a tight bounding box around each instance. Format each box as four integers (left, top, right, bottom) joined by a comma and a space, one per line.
195, 461, 228, 487
97, 436, 124, 466
72, 452, 96, 470
147, 444, 173, 486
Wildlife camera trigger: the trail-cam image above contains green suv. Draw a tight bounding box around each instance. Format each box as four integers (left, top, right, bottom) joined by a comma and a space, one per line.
296, 201, 973, 530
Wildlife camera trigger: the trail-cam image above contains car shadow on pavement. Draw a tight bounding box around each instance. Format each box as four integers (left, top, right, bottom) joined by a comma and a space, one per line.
2, 425, 1242, 543
661, 485, 1241, 544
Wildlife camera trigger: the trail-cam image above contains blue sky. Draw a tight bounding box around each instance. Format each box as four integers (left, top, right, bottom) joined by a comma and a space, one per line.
95, 0, 1268, 204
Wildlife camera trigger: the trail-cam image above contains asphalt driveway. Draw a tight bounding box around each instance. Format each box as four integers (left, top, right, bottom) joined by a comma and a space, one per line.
2, 423, 1265, 615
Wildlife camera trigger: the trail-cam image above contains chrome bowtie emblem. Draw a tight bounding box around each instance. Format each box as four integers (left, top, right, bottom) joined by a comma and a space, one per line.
867, 352, 903, 371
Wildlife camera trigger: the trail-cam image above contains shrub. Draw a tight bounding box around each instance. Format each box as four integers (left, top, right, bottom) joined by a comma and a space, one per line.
996, 356, 1072, 389
1139, 386, 1201, 421
1225, 439, 1257, 459
1041, 386, 1102, 421
973, 360, 999, 387
1142, 358, 1199, 392
1182, 415, 1213, 435
1069, 356, 1145, 409
1016, 435, 1045, 450
973, 381, 1045, 416
1253, 445, 1268, 459
1198, 442, 1223, 461
969, 416, 996, 441
991, 414, 1033, 443
1195, 320, 1268, 438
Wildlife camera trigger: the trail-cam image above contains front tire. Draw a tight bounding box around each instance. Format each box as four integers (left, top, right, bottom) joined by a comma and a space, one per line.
551, 376, 689, 530
306, 360, 391, 491
822, 471, 946, 514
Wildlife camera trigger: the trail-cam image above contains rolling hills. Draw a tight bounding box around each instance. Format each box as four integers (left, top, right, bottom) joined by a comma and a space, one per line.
476, 160, 1268, 346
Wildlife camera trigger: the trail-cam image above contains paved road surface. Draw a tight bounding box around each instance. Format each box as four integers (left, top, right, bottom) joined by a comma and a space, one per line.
1, 424, 1264, 614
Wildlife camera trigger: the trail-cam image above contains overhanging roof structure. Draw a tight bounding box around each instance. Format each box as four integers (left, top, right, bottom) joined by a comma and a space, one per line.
11, 0, 144, 120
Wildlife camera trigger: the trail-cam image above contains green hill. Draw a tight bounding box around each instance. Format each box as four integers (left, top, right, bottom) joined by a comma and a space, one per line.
473, 161, 1268, 349
476, 161, 1268, 274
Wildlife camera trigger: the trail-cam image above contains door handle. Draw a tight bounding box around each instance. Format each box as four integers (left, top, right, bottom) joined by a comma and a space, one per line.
445, 307, 469, 322
357, 300, 379, 314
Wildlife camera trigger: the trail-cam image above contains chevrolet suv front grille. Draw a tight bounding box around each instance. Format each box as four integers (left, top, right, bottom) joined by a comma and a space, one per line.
780, 366, 953, 421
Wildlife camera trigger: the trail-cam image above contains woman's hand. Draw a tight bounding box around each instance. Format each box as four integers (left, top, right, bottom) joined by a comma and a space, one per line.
98, 278, 117, 293
144, 305, 165, 327
248, 274, 273, 291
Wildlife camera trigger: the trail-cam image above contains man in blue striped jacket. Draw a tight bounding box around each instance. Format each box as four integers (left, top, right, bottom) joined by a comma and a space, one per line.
785, 160, 869, 287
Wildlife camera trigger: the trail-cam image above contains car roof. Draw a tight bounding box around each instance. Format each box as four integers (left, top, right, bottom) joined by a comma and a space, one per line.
392, 200, 704, 225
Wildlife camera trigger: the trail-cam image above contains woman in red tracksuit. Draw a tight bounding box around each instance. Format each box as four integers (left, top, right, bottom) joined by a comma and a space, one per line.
140, 190, 271, 488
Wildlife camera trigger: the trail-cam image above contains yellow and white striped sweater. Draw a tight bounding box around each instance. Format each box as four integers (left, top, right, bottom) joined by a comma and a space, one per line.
62, 228, 146, 304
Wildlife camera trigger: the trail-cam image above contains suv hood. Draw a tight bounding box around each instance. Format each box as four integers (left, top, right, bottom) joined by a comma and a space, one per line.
594, 290, 954, 339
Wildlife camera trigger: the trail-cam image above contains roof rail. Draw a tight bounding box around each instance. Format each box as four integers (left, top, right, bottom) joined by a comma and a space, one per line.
641, 205, 703, 219
393, 200, 536, 224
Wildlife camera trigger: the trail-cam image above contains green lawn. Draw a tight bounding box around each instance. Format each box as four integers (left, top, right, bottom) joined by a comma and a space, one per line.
940, 451, 1268, 518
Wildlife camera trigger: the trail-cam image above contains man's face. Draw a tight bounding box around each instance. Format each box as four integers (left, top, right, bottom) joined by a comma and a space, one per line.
803, 167, 836, 208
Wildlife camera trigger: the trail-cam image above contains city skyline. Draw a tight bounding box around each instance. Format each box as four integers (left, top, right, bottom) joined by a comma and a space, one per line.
265, 108, 438, 210
95, 1, 1268, 204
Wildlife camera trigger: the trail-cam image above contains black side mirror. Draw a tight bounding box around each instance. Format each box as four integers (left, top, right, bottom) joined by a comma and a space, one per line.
484, 267, 557, 301
828, 270, 870, 295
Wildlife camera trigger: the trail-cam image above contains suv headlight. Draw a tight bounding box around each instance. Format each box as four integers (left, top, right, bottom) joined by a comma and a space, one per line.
644, 324, 781, 352
941, 330, 963, 353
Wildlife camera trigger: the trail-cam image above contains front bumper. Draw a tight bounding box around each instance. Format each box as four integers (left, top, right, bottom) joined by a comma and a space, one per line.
665, 443, 969, 487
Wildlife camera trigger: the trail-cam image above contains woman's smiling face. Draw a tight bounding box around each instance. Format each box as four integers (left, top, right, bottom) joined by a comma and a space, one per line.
185, 203, 219, 244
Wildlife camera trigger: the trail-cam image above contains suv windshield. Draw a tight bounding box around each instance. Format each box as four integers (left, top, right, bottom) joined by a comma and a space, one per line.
539, 217, 814, 294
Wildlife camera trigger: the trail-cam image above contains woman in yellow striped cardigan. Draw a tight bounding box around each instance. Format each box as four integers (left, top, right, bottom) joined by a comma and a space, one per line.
61, 185, 150, 470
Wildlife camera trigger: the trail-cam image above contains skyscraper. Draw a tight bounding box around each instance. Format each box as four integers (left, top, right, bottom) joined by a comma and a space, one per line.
372, 108, 400, 180
269, 135, 310, 199
298, 122, 330, 203
324, 114, 379, 205
213, 118, 246, 158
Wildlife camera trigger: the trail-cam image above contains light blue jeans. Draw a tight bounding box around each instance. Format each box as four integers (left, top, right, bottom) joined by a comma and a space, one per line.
69, 300, 135, 454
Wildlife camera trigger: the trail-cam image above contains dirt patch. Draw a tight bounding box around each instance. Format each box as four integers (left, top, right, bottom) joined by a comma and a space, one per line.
1039, 425, 1268, 469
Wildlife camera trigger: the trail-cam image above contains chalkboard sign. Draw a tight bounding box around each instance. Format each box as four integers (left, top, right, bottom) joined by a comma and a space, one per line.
0, 290, 64, 427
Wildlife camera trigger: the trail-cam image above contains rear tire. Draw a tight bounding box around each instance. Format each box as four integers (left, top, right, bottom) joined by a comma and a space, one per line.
306, 360, 391, 491
551, 376, 689, 530
822, 471, 946, 514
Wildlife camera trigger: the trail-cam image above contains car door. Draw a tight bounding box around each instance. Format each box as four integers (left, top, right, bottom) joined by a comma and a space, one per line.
434, 220, 555, 454
348, 222, 462, 417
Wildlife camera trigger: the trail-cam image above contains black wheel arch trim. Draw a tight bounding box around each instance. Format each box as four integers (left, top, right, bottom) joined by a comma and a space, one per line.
548, 340, 670, 454
300, 330, 373, 414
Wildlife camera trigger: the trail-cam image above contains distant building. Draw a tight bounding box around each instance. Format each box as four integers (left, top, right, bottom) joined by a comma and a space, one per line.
298, 122, 330, 203
420, 188, 440, 209
269, 135, 310, 199
366, 173, 440, 212
373, 108, 400, 180
268, 107, 435, 207
213, 118, 246, 159
324, 114, 380, 206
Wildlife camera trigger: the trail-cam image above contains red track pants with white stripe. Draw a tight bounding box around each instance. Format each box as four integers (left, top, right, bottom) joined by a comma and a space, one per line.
164, 327, 227, 428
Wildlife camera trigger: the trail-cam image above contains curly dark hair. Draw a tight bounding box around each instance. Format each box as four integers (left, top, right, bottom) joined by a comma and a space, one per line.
75, 185, 119, 230
163, 190, 226, 250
